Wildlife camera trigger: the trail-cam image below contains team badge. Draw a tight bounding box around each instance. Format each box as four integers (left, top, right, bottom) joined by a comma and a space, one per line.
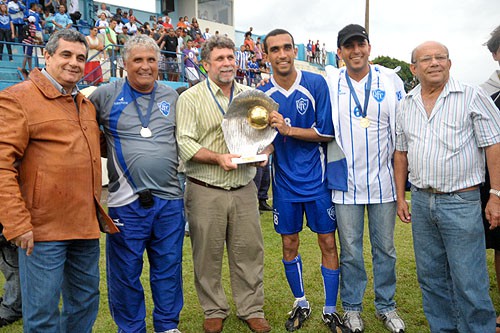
296, 98, 309, 115
372, 89, 386, 103
327, 206, 336, 222
157, 101, 171, 116
396, 91, 403, 101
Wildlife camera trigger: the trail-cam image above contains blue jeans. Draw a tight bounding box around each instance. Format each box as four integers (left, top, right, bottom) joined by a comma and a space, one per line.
18, 239, 100, 333
410, 188, 495, 332
335, 202, 397, 313
107, 197, 185, 333
0, 245, 22, 320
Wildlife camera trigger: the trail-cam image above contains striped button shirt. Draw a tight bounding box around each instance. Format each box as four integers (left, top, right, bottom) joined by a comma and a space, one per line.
396, 77, 500, 192
176, 78, 255, 189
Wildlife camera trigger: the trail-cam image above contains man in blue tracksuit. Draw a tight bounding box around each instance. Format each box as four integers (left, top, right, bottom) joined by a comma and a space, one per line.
90, 35, 184, 333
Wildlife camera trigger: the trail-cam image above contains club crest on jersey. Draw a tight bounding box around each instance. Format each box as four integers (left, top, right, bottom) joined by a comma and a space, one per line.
157, 101, 171, 116
327, 206, 336, 221
296, 98, 309, 115
372, 89, 386, 103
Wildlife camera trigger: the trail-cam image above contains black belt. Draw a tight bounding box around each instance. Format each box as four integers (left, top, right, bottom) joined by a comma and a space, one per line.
187, 177, 245, 191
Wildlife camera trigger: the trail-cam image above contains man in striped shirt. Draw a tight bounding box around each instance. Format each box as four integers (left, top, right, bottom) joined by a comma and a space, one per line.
394, 41, 500, 333
325, 24, 406, 333
176, 36, 271, 333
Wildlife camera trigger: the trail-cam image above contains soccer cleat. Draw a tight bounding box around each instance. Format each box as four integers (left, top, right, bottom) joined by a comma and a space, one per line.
375, 310, 405, 333
342, 311, 364, 333
322, 311, 350, 333
285, 301, 311, 331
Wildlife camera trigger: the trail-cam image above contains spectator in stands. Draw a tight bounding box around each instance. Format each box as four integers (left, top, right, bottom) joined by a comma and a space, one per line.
120, 11, 129, 25
235, 44, 247, 84
175, 17, 185, 30
0, 3, 14, 62
116, 25, 130, 77
44, 0, 59, 13
104, 18, 117, 59
306, 40, 312, 62
114, 16, 124, 34
246, 54, 259, 86
203, 27, 211, 40
181, 28, 191, 46
183, 39, 199, 86
189, 20, 201, 40
112, 7, 122, 24
83, 26, 103, 85
244, 31, 255, 54
124, 15, 138, 35
7, 0, 25, 42
142, 22, 151, 36
159, 27, 179, 81
321, 43, 327, 66
95, 2, 112, 20
42, 7, 54, 35
95, 12, 108, 34
255, 36, 263, 65
66, 0, 78, 14
19, 16, 41, 72
26, 3, 42, 43
162, 15, 173, 30
152, 24, 163, 45
128, 9, 141, 25
183, 16, 190, 30
193, 32, 205, 49
52, 4, 71, 31
314, 40, 320, 64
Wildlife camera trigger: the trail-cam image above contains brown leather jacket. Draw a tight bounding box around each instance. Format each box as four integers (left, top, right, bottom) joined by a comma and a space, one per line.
0, 69, 118, 241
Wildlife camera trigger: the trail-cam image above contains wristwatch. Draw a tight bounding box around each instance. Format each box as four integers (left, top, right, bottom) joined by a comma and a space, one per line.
490, 189, 500, 198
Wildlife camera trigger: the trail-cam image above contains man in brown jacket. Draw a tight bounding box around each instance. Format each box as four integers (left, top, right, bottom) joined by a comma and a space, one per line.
0, 29, 117, 333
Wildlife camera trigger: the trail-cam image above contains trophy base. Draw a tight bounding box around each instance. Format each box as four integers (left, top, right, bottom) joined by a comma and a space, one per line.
232, 154, 268, 165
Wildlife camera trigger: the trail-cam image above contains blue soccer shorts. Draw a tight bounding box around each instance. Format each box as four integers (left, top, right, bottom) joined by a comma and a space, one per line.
272, 194, 336, 235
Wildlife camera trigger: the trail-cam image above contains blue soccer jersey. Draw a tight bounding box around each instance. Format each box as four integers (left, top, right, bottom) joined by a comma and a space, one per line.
259, 70, 334, 202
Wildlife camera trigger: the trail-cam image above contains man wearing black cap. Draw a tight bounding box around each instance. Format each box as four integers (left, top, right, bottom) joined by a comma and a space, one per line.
325, 24, 406, 333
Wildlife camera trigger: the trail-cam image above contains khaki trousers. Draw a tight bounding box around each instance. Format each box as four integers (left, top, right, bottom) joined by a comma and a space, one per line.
185, 180, 265, 320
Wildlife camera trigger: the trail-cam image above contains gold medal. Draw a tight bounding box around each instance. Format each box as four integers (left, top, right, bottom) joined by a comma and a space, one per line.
360, 118, 371, 128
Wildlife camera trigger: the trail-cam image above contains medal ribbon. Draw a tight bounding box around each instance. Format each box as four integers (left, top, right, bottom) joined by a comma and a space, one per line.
129, 80, 157, 129
345, 67, 372, 119
207, 79, 234, 116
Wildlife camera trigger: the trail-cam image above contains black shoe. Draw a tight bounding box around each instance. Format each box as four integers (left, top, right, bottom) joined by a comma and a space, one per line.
285, 303, 311, 331
322, 312, 349, 333
0, 316, 21, 327
259, 200, 273, 211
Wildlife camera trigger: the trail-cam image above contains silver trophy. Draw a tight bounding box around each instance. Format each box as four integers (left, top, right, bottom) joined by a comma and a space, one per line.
222, 89, 278, 164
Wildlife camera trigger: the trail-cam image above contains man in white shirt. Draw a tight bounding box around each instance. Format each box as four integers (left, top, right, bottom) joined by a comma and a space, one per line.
394, 40, 500, 333
325, 24, 406, 333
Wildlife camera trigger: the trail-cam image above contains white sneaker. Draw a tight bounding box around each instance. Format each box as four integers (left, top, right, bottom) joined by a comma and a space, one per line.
343, 311, 364, 332
376, 310, 405, 333
157, 329, 181, 333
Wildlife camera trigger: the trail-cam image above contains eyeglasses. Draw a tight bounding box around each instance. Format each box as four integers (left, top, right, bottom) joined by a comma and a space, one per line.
414, 54, 448, 64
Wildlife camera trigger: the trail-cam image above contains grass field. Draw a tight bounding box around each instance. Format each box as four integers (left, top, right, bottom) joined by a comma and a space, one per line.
2, 206, 500, 332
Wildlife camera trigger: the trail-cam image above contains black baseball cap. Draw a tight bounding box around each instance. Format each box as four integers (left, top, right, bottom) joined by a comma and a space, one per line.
337, 24, 369, 48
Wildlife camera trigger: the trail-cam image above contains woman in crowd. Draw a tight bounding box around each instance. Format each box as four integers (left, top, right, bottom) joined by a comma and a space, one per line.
0, 3, 14, 61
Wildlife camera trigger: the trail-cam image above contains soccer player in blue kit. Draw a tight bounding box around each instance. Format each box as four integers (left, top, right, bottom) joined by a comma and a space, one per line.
258, 29, 345, 332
